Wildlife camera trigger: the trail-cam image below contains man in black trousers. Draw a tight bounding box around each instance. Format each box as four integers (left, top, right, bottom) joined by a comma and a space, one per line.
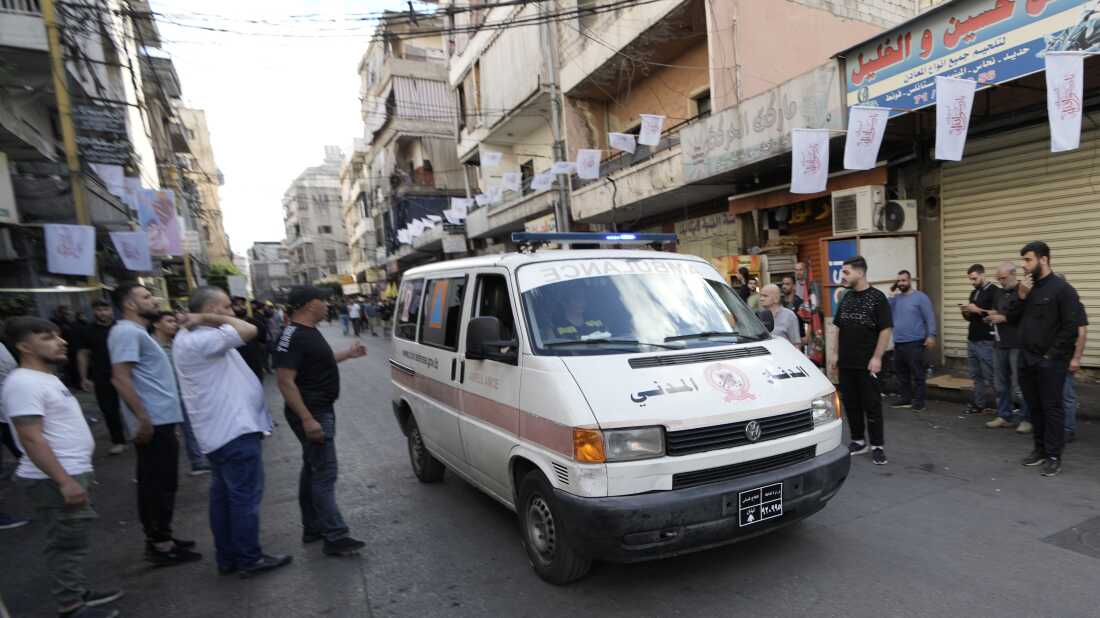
1006, 241, 1080, 477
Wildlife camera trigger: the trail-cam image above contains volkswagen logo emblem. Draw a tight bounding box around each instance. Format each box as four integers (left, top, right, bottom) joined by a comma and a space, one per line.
744, 420, 762, 442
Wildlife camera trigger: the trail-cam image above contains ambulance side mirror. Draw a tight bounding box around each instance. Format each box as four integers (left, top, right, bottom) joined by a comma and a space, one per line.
756, 309, 774, 332
466, 316, 518, 365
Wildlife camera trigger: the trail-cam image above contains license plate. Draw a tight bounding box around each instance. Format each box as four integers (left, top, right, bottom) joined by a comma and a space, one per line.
736, 482, 783, 527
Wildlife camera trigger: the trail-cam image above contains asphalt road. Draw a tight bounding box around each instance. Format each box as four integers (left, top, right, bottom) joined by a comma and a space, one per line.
3, 323, 1099, 617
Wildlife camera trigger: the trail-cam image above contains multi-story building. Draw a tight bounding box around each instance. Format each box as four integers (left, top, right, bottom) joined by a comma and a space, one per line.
358, 11, 468, 283
248, 241, 292, 302
179, 107, 231, 264
340, 138, 377, 292
283, 146, 348, 285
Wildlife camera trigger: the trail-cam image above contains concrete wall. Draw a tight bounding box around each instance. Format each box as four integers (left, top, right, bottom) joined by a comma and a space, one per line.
707, 0, 902, 113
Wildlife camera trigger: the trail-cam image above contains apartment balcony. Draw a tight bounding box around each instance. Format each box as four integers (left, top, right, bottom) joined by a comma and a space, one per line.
0, 0, 46, 52
465, 188, 555, 240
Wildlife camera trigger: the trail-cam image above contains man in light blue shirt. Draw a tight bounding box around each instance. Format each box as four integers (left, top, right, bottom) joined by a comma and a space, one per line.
109, 283, 200, 567
888, 270, 937, 412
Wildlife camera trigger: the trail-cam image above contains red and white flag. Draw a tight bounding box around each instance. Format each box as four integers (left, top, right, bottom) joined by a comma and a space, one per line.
935, 76, 976, 161
843, 106, 889, 170
1045, 52, 1084, 153
45, 224, 96, 276
790, 129, 830, 194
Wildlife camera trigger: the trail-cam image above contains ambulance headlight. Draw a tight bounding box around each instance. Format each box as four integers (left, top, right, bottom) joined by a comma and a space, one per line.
604, 427, 665, 461
811, 392, 842, 426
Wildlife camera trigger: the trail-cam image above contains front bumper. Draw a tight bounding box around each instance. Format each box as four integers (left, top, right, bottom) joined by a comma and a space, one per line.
552, 443, 850, 563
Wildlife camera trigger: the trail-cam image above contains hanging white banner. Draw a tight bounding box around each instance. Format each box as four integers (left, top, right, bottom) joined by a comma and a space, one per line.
790, 129, 830, 194
935, 76, 976, 161
475, 193, 490, 207
530, 170, 554, 191
121, 176, 141, 212
443, 209, 463, 224
551, 161, 577, 175
638, 114, 665, 146
489, 185, 504, 204
575, 149, 601, 180
502, 171, 521, 193
109, 231, 152, 272
1045, 52, 1084, 153
843, 106, 889, 170
480, 150, 502, 168
451, 197, 472, 215
608, 132, 637, 154
45, 224, 96, 277
90, 164, 125, 199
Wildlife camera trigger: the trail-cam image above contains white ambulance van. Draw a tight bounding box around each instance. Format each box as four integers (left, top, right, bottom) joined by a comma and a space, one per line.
389, 234, 849, 584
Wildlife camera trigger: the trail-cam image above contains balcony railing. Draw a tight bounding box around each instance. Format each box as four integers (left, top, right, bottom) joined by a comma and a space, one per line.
0, 0, 41, 14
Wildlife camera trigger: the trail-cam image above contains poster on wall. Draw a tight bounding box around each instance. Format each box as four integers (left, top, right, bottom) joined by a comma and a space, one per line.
825, 238, 858, 315
137, 189, 182, 256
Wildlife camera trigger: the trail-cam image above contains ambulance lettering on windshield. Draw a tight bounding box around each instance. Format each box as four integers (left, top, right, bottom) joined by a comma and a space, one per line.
539, 260, 706, 284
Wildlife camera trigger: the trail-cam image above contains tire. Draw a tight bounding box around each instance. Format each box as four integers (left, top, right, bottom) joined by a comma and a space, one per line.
406, 416, 444, 483
517, 471, 592, 584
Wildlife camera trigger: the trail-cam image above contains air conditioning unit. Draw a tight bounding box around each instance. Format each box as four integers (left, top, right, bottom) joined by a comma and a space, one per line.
831, 186, 917, 235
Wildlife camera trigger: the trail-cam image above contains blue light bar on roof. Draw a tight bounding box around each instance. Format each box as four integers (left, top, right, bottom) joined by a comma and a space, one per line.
511, 232, 678, 244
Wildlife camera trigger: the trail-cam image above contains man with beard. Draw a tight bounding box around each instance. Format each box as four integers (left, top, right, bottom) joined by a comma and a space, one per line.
1006, 241, 1080, 477
961, 264, 999, 414
828, 256, 893, 465
984, 262, 1031, 431
780, 275, 806, 343
75, 301, 127, 454
888, 270, 936, 412
109, 283, 201, 566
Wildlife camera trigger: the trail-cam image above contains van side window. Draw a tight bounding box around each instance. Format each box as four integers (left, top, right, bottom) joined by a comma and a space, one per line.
420, 277, 468, 350
475, 274, 516, 341
395, 279, 425, 341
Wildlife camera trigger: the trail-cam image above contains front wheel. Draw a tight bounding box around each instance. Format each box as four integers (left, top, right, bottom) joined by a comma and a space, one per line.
406, 416, 444, 483
517, 471, 591, 584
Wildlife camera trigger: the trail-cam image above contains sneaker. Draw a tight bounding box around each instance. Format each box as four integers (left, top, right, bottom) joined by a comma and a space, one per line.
963, 404, 983, 415
108, 444, 126, 456
1040, 457, 1062, 477
302, 531, 323, 544
848, 441, 869, 455
1021, 450, 1046, 466
890, 399, 912, 409
145, 545, 203, 566
911, 405, 926, 413
239, 553, 292, 578
323, 536, 366, 556
60, 606, 120, 618
82, 589, 124, 607
871, 448, 888, 465
985, 417, 1014, 429
171, 538, 196, 549
1016, 421, 1034, 434
0, 513, 30, 530
188, 468, 212, 477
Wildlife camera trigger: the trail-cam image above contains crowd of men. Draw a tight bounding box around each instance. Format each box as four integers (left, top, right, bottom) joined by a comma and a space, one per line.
827, 240, 1083, 476
0, 284, 367, 618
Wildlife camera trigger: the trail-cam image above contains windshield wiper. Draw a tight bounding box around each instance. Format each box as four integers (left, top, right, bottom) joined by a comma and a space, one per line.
545, 338, 680, 350
664, 331, 741, 342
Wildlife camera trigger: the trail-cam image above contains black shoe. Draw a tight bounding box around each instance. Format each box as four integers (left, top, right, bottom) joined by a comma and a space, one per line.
239, 554, 292, 578
890, 399, 912, 409
82, 590, 123, 607
217, 565, 238, 576
963, 404, 983, 415
145, 545, 203, 566
1021, 450, 1046, 466
872, 448, 888, 465
848, 441, 869, 455
911, 404, 926, 413
1040, 457, 1062, 477
302, 531, 323, 544
171, 538, 196, 549
60, 606, 120, 618
323, 537, 366, 556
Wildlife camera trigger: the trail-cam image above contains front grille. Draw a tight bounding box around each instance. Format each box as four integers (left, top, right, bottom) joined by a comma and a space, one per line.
665, 409, 814, 456
671, 446, 816, 490
628, 346, 769, 369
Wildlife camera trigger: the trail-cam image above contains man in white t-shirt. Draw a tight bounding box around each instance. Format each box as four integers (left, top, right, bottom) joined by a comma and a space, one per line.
2, 317, 122, 618
173, 286, 290, 578
347, 300, 362, 336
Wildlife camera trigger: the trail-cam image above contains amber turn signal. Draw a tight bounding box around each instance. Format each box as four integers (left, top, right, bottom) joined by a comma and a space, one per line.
573, 428, 606, 463
833, 391, 843, 418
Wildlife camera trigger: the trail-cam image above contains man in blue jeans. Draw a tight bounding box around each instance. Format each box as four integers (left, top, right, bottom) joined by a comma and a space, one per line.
275, 286, 367, 557
985, 263, 1031, 431
961, 264, 998, 414
888, 270, 936, 412
173, 286, 291, 578
1062, 302, 1087, 443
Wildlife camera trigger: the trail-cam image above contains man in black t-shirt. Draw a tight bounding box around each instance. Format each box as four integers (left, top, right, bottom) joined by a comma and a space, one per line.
961, 264, 998, 414
75, 300, 127, 452
829, 256, 893, 465
274, 286, 367, 557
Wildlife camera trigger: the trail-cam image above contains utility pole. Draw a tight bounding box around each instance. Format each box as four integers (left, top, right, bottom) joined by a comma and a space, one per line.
42, 0, 96, 284
540, 0, 571, 240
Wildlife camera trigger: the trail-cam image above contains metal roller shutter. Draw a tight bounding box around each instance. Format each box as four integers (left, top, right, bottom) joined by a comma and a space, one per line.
941, 123, 1100, 366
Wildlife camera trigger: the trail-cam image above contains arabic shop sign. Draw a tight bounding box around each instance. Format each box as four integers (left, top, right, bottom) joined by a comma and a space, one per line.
845, 0, 1099, 112
681, 61, 843, 183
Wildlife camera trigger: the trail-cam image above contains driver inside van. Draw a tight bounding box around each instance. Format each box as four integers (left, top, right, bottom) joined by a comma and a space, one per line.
548, 287, 607, 340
